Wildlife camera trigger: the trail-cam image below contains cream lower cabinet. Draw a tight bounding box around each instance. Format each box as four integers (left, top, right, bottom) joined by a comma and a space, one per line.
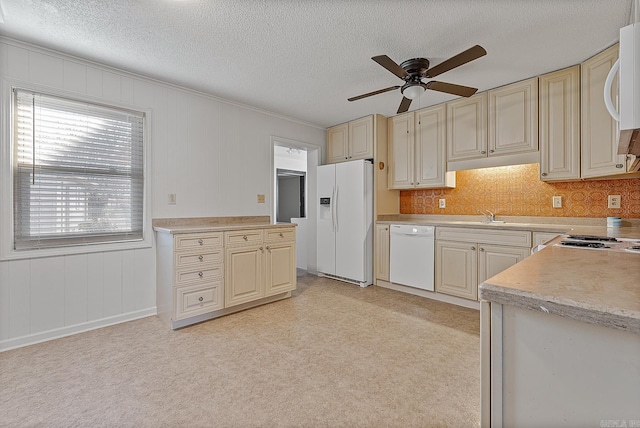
156, 225, 295, 329
225, 227, 296, 308
435, 227, 531, 301
375, 224, 390, 282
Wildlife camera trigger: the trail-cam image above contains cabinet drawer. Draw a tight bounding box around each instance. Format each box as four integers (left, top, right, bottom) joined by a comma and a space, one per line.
224, 229, 263, 246
436, 227, 531, 247
174, 282, 223, 320
174, 232, 223, 250
264, 227, 295, 243
174, 249, 223, 269
175, 265, 223, 286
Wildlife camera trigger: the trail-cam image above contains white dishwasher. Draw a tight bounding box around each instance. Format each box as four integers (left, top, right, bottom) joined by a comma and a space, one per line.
389, 224, 435, 291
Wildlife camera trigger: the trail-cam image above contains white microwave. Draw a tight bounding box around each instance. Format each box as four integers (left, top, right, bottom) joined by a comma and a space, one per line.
605, 22, 640, 159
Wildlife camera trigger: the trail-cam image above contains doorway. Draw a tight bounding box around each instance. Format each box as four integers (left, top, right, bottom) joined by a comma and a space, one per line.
276, 169, 305, 222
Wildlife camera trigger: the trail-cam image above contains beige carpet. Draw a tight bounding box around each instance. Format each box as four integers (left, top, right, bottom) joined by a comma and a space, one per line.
0, 274, 480, 427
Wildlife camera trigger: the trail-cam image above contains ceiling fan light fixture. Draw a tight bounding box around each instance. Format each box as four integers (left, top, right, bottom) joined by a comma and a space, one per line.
401, 84, 426, 100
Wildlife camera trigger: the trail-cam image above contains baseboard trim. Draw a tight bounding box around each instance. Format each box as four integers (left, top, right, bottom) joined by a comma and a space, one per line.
376, 279, 480, 310
0, 307, 157, 352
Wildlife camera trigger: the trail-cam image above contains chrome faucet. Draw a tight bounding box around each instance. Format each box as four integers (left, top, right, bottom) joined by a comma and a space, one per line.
478, 209, 496, 222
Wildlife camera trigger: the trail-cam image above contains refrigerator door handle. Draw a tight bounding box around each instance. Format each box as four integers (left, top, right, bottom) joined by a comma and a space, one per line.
331, 185, 336, 232
335, 186, 339, 232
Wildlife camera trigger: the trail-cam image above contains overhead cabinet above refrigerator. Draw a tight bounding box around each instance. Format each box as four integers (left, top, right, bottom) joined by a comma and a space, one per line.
316, 160, 373, 287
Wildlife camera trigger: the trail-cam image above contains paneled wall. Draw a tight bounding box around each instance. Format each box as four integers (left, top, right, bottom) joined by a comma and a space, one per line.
0, 38, 325, 350
401, 163, 640, 218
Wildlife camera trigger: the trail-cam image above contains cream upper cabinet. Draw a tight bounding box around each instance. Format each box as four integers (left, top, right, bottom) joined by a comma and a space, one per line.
327, 123, 349, 163
327, 115, 374, 163
488, 78, 539, 156
447, 92, 488, 161
375, 224, 390, 282
539, 66, 581, 181
581, 44, 628, 178
388, 105, 454, 189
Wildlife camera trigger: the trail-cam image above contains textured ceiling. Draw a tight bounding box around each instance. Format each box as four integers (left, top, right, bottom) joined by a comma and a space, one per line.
0, 0, 633, 128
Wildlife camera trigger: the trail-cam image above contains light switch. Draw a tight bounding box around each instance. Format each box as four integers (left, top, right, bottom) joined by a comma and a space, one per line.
552, 196, 562, 208
168, 193, 176, 205
438, 199, 446, 209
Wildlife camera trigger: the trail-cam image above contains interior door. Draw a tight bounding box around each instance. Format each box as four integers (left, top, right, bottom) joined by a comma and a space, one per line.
335, 161, 366, 281
316, 164, 336, 275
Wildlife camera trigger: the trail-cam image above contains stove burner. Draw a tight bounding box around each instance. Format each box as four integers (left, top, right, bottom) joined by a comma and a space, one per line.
560, 241, 609, 248
566, 235, 619, 242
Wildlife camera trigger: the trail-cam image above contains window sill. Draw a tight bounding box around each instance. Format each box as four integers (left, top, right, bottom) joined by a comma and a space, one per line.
0, 237, 153, 261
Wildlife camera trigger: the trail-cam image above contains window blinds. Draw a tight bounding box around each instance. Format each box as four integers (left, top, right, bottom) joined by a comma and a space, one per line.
13, 89, 145, 250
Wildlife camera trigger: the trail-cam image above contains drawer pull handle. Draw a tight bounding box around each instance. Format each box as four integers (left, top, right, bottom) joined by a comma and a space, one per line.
243, 235, 248, 240
198, 271, 203, 278
279, 232, 284, 237
616, 163, 624, 168
198, 255, 203, 261
198, 239, 203, 245
198, 296, 204, 302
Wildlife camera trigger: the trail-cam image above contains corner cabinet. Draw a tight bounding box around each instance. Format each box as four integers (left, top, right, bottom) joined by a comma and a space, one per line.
539, 66, 581, 181
388, 104, 455, 189
327, 115, 374, 163
156, 225, 296, 329
435, 227, 531, 301
581, 44, 629, 178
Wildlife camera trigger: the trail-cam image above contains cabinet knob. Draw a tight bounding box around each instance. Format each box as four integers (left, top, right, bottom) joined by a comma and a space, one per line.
479, 247, 485, 252
481, 151, 486, 155
198, 271, 203, 278
198, 296, 204, 302
243, 235, 248, 240
471, 246, 476, 251
266, 246, 270, 251
279, 232, 284, 237
198, 255, 203, 261
541, 172, 548, 177
259, 247, 263, 251
198, 239, 203, 245
416, 182, 420, 185
489, 149, 494, 153
616, 163, 624, 168
345, 157, 348, 159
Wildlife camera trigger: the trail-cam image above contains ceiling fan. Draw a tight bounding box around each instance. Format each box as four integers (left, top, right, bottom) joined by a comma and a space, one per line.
348, 45, 487, 114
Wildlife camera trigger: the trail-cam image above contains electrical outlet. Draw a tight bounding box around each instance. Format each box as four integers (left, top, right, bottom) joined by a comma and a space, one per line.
257, 194, 265, 204
168, 193, 176, 205
438, 199, 446, 209
552, 196, 562, 208
608, 195, 621, 209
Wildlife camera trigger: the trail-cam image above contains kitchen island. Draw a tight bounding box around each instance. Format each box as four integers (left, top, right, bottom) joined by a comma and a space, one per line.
478, 227, 640, 427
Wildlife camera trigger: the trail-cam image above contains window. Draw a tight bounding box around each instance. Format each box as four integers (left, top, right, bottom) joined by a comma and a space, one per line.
12, 89, 145, 251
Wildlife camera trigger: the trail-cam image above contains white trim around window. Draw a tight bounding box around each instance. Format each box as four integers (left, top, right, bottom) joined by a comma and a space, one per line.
0, 79, 153, 261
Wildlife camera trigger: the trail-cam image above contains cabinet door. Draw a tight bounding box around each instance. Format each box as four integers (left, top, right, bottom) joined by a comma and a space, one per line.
264, 243, 296, 297
415, 104, 454, 188
539, 66, 581, 181
581, 44, 627, 178
478, 245, 530, 284
225, 245, 264, 307
489, 78, 538, 156
349, 115, 374, 160
388, 113, 415, 189
435, 240, 477, 300
375, 224, 390, 281
447, 92, 488, 161
327, 123, 349, 164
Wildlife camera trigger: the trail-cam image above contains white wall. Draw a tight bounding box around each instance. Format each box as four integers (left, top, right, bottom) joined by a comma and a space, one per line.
0, 38, 325, 350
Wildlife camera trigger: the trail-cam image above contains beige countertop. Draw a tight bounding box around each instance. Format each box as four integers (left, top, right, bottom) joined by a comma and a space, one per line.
152, 216, 296, 234
479, 234, 640, 334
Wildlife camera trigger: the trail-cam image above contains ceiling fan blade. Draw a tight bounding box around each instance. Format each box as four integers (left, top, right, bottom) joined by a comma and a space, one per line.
425, 45, 487, 78
348, 85, 401, 102
372, 55, 410, 79
397, 97, 412, 114
425, 81, 478, 97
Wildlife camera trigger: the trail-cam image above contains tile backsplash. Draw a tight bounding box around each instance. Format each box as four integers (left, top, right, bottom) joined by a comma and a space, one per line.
400, 164, 640, 218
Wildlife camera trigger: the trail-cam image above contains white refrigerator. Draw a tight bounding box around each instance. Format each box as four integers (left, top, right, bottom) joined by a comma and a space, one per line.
316, 159, 373, 287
